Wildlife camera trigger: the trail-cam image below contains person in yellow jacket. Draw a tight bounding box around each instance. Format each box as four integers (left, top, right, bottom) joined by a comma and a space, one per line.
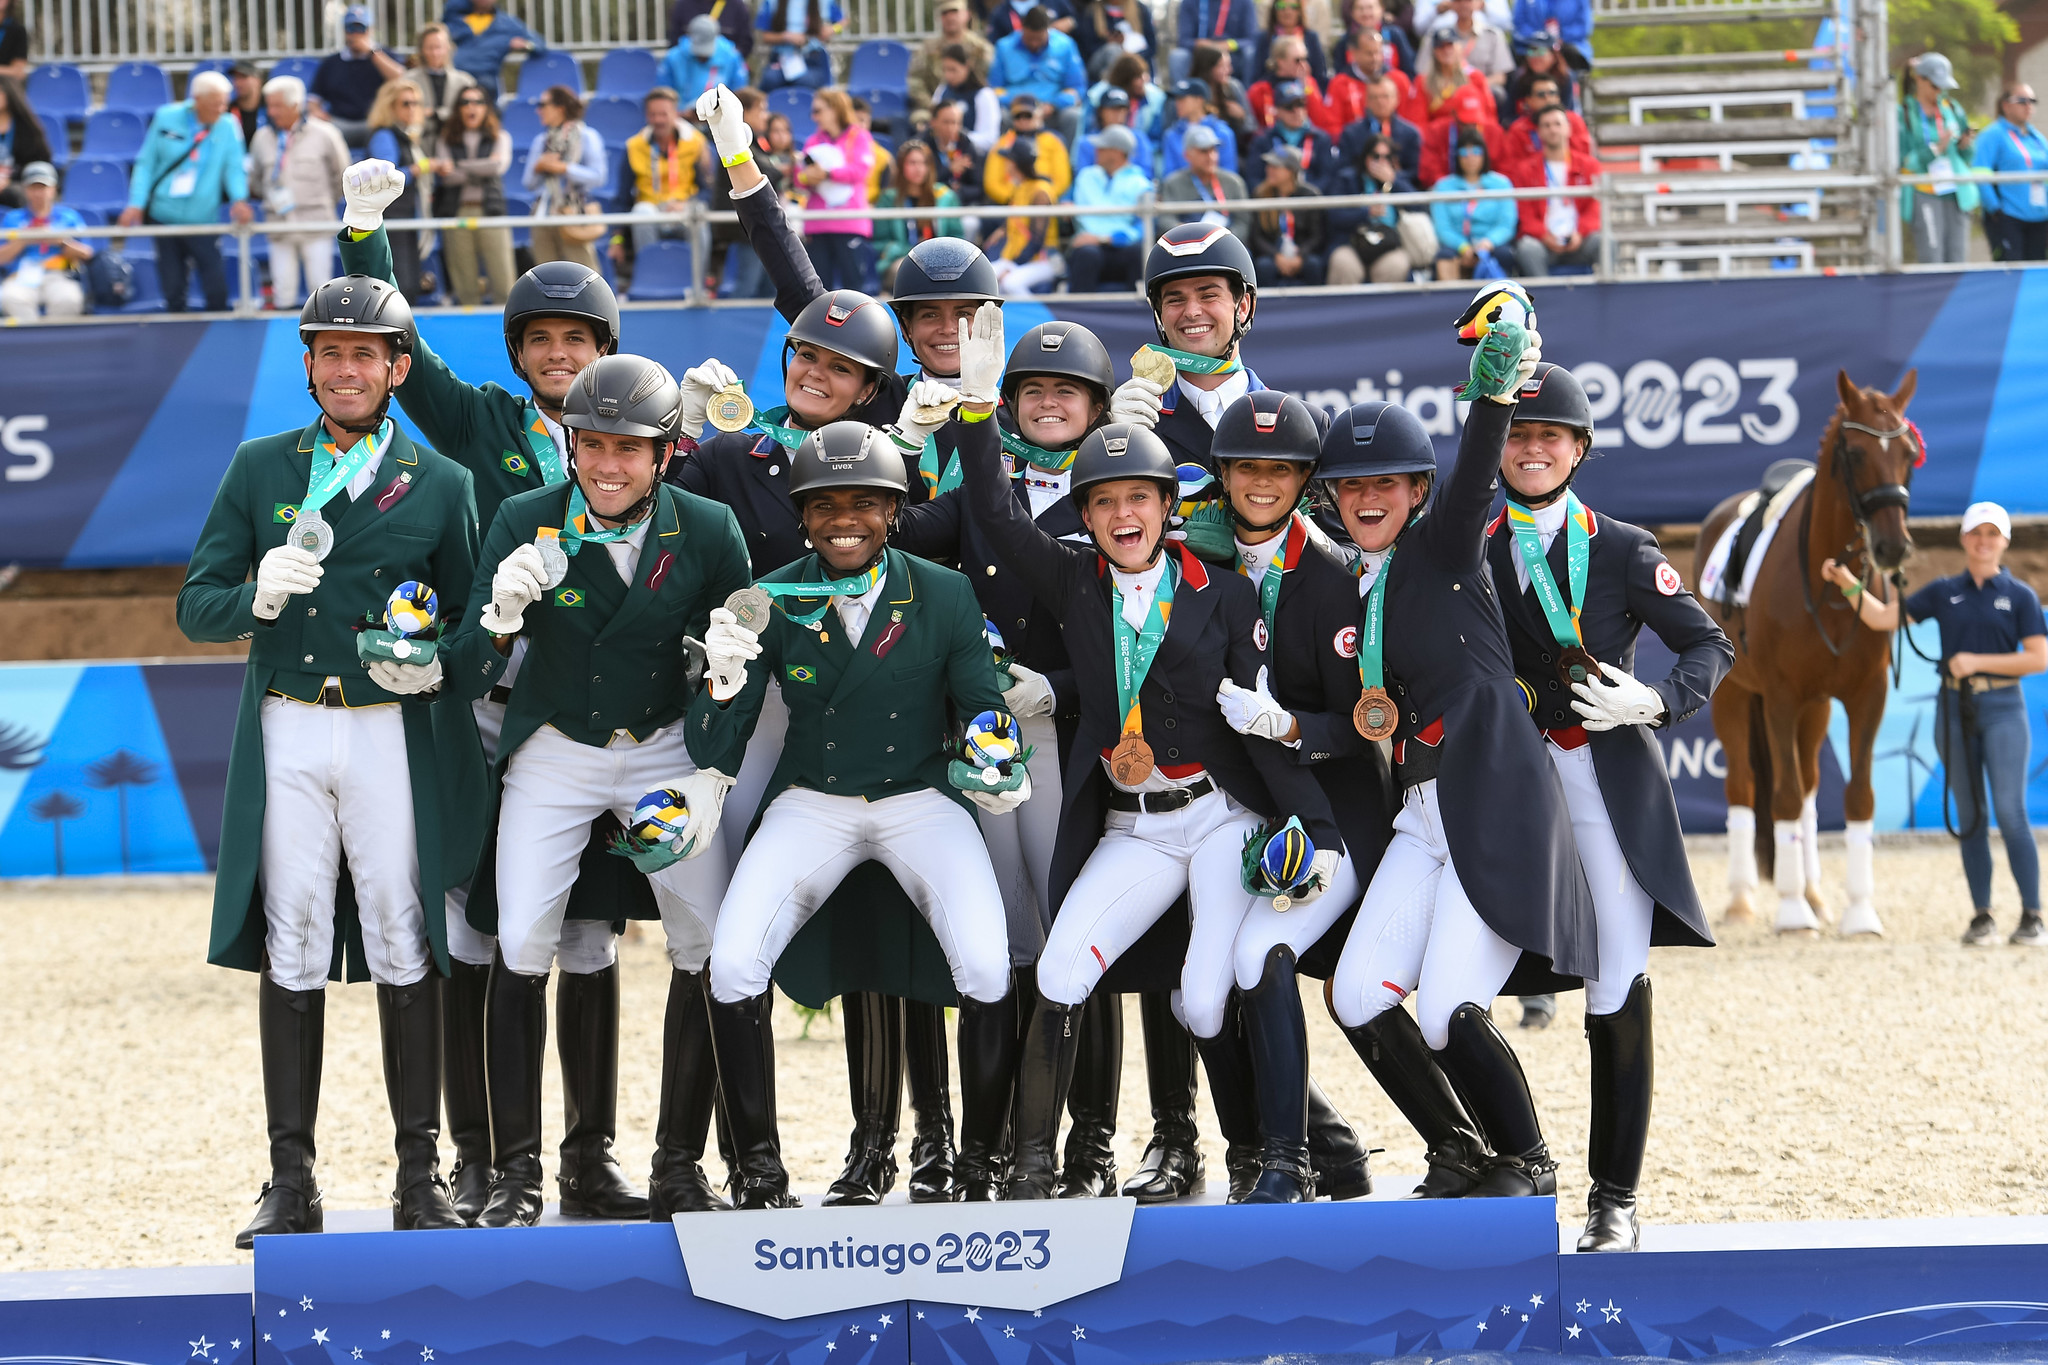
983, 94, 1072, 205
611, 87, 713, 264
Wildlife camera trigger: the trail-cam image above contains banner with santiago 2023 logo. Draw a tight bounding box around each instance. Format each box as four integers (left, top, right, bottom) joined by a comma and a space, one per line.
676, 1199, 1137, 1319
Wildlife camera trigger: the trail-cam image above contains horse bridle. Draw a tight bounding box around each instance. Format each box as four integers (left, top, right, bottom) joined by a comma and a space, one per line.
1797, 416, 1919, 657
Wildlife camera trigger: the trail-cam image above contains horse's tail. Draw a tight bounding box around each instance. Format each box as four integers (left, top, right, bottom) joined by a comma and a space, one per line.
1750, 689, 1775, 879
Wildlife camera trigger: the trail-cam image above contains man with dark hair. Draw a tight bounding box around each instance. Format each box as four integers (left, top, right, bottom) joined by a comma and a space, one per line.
1336, 72, 1422, 180
1509, 103, 1601, 275
309, 5, 406, 145
611, 87, 712, 269
992, 7, 1087, 144
1497, 72, 1589, 172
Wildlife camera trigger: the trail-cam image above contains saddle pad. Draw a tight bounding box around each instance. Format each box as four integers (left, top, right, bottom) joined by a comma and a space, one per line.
1699, 465, 1815, 608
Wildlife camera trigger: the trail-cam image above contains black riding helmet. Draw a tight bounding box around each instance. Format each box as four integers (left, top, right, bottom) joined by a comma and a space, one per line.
783, 289, 901, 405
788, 420, 911, 502
503, 261, 621, 382
888, 238, 1002, 325
1143, 223, 1259, 349
1070, 422, 1179, 498
300, 274, 416, 432
1213, 391, 1324, 535
1000, 321, 1116, 412
561, 355, 685, 526
1318, 400, 1437, 543
1503, 362, 1596, 507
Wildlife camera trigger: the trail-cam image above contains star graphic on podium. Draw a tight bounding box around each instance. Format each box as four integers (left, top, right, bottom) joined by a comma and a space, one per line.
1032, 1311, 1042, 1318
1567, 1324, 1583, 1340
230, 1343, 240, 1353
1500, 1305, 1513, 1316
1575, 1299, 1591, 1315
300, 1296, 315, 1311
915, 1312, 926, 1321
421, 1349, 435, 1361
312, 1328, 330, 1345
826, 1341, 837, 1352
1530, 1294, 1545, 1308
1601, 1300, 1623, 1323
965, 1308, 982, 1324
1072, 1326, 1086, 1340
353, 1350, 365, 1360
189, 1337, 212, 1359
878, 1315, 893, 1328
1004, 1326, 1016, 1338
383, 1330, 393, 1340
1475, 1321, 1487, 1334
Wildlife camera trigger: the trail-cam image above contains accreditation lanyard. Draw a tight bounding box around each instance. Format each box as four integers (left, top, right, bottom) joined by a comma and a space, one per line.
518, 400, 568, 483
304, 420, 392, 520
761, 558, 886, 626
2009, 126, 2038, 168
1356, 546, 1392, 691
1112, 561, 1177, 744
184, 117, 212, 164
1505, 491, 1590, 649
1238, 517, 1301, 639
752, 405, 811, 452
999, 425, 1077, 473
653, 133, 688, 196
559, 484, 648, 556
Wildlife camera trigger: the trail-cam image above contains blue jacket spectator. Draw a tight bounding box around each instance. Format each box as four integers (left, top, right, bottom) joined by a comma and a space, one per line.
1161, 112, 1238, 175
311, 7, 407, 132
1430, 164, 1515, 261
669, 0, 756, 57
1338, 106, 1421, 181
660, 17, 750, 97
1976, 87, 2048, 261
449, 2, 547, 98
127, 94, 251, 225
988, 0, 1076, 44
756, 0, 843, 92
1065, 125, 1150, 291
1073, 119, 1156, 176
1087, 67, 1167, 142
992, 23, 1087, 109
1071, 152, 1152, 242
1510, 0, 1590, 62
1250, 118, 1336, 189
1177, 0, 1259, 60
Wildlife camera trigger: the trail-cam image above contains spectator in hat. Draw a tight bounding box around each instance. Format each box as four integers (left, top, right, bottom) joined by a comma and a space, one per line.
1509, 103, 1599, 274
992, 7, 1087, 143
1160, 77, 1237, 175
229, 59, 267, 144
1976, 82, 2048, 262
0, 162, 92, 319
1073, 0, 1157, 83
1326, 27, 1410, 134
1496, 69, 1587, 174
757, 0, 843, 93
249, 75, 349, 308
1072, 85, 1154, 174
928, 43, 1002, 151
310, 6, 407, 146
1066, 122, 1151, 290
1900, 51, 1976, 264
1249, 79, 1336, 186
988, 0, 1076, 45
669, 0, 755, 59
661, 14, 749, 98
1325, 132, 1418, 284
120, 71, 254, 312
1429, 133, 1514, 278
983, 138, 1062, 295
450, 0, 546, 100
1249, 143, 1326, 284
1158, 121, 1249, 235
911, 0, 996, 125
985, 93, 1072, 202
1510, 0, 1590, 67
1089, 51, 1167, 146
1418, 82, 1506, 186
406, 24, 480, 149
0, 75, 54, 208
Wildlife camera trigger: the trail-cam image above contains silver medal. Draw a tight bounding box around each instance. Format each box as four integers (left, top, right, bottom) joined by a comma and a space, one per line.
536, 536, 570, 589
725, 586, 774, 632
292, 510, 335, 561
981, 766, 1004, 787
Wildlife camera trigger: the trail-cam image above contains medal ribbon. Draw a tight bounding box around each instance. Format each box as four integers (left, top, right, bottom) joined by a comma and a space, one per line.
999, 425, 1078, 473
758, 558, 886, 626
751, 405, 811, 452
919, 437, 963, 496
1112, 562, 1177, 742
1504, 491, 1590, 649
1142, 342, 1243, 378
518, 400, 567, 484
559, 484, 649, 556
1356, 545, 1393, 691
1237, 516, 1301, 639
303, 419, 393, 519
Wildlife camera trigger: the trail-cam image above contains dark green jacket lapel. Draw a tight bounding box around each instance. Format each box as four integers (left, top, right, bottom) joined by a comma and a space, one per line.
598, 488, 683, 644
827, 548, 922, 710
327, 428, 424, 551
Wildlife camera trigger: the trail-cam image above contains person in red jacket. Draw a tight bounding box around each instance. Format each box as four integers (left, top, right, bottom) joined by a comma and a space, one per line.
1509, 105, 1602, 274
1401, 25, 1495, 130
1497, 72, 1590, 175
1247, 34, 1336, 133
1417, 84, 1507, 188
1325, 27, 1412, 133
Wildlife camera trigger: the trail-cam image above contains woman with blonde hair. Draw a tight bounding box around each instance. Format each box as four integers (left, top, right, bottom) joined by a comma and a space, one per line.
524, 84, 608, 269
431, 86, 516, 305
405, 22, 478, 149
796, 86, 876, 289
367, 78, 431, 299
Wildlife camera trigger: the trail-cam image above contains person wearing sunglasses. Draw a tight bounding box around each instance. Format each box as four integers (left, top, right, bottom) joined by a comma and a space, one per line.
1975, 83, 2048, 262
366, 79, 431, 300
430, 89, 517, 305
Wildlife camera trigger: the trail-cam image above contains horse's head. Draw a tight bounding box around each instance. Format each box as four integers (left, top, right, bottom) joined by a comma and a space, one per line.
1831, 368, 1920, 573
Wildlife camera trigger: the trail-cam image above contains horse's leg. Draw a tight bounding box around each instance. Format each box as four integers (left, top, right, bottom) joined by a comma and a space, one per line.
1713, 681, 1760, 923
1796, 699, 1834, 924
1837, 674, 1886, 937
1766, 697, 1821, 936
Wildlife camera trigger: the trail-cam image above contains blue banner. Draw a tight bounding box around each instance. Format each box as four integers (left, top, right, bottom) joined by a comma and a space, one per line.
3, 272, 2044, 570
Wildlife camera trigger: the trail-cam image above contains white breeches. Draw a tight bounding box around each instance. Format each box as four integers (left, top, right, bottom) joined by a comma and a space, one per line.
1036, 785, 1261, 1040
265, 217, 337, 308
709, 786, 1012, 1005
1548, 741, 1653, 1017
1328, 779, 1521, 1048
722, 681, 788, 866
493, 723, 727, 976
976, 711, 1062, 965
259, 697, 428, 991
1228, 849, 1362, 989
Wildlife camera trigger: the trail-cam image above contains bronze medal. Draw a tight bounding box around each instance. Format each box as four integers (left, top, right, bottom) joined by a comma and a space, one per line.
1109, 732, 1156, 786
1557, 645, 1599, 689
708, 384, 755, 434
1353, 686, 1397, 742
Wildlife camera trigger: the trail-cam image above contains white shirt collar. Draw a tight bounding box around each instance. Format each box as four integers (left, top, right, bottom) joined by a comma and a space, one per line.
1236, 529, 1285, 581
1508, 495, 1570, 592
601, 516, 653, 583
1110, 557, 1168, 630
836, 565, 890, 641
1355, 546, 1389, 596
1179, 367, 1252, 429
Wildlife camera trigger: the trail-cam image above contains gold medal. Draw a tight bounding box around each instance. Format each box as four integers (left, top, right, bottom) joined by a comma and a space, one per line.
1353, 686, 1397, 742
1129, 345, 1177, 389
708, 383, 755, 433
1109, 732, 1155, 786
912, 394, 959, 427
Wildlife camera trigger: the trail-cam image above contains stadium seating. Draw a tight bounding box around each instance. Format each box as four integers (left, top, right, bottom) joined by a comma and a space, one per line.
596, 48, 660, 99
847, 40, 912, 91
627, 239, 695, 300
62, 160, 134, 216
517, 51, 586, 100
81, 111, 148, 163
504, 195, 534, 248
768, 87, 815, 143
119, 256, 164, 311
584, 97, 645, 149
189, 59, 238, 82
857, 88, 908, 126
26, 64, 91, 129
268, 56, 322, 87
502, 100, 545, 150
103, 62, 173, 115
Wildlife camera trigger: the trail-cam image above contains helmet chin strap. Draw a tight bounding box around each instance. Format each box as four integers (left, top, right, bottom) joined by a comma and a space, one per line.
568, 434, 665, 527
315, 390, 394, 440
1503, 443, 1589, 508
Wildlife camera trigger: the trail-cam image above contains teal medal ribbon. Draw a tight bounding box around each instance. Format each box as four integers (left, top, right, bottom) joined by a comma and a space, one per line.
558, 484, 649, 557
751, 405, 811, 452
759, 559, 886, 627
919, 437, 962, 496
999, 426, 1078, 474
1353, 547, 1397, 739
1145, 343, 1243, 378
1112, 563, 1176, 738
518, 401, 566, 484
1237, 517, 1302, 639
1504, 491, 1596, 684
303, 419, 392, 519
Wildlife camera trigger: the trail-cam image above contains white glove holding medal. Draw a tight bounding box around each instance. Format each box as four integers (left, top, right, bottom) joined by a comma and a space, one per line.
966, 767, 1032, 816
1216, 666, 1295, 742
956, 302, 1005, 405
1570, 661, 1667, 731
671, 766, 737, 859
1000, 660, 1056, 719
1282, 848, 1343, 908
366, 655, 444, 696
895, 378, 961, 449
1109, 374, 1166, 429
704, 606, 762, 702
697, 86, 754, 164
254, 544, 323, 620
482, 543, 549, 635
678, 359, 742, 441
341, 158, 406, 233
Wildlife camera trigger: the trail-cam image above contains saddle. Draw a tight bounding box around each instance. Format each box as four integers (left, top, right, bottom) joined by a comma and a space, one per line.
1719, 458, 1815, 607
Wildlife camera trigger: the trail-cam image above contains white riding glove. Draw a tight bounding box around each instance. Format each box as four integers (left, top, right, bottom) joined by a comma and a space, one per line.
1000, 660, 1056, 718
253, 544, 323, 620
956, 302, 1005, 405
1280, 849, 1344, 908
894, 377, 961, 450
966, 767, 1032, 816
703, 606, 762, 702
480, 543, 549, 636
671, 766, 737, 859
366, 655, 444, 696
1216, 666, 1295, 742
1109, 374, 1166, 429
341, 158, 407, 234
1514, 327, 1545, 392
677, 358, 743, 441
1570, 660, 1667, 731
696, 85, 754, 164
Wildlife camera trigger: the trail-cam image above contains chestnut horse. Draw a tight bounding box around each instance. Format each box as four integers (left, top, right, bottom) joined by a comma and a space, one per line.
1694, 369, 1919, 937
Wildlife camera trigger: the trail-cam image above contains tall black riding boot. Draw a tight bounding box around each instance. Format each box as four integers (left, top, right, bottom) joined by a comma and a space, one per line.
706, 988, 801, 1209
825, 991, 904, 1205
1580, 975, 1653, 1251
651, 968, 731, 1218
1306, 1079, 1374, 1200
556, 963, 650, 1218
1434, 1003, 1557, 1197
1192, 995, 1264, 1202
957, 973, 1029, 1200
236, 975, 325, 1249
1338, 1003, 1490, 1198
442, 959, 495, 1224
904, 999, 958, 1202
1120, 990, 1205, 1202
1002, 995, 1082, 1199
378, 977, 465, 1230
1057, 994, 1123, 1198
1238, 948, 1315, 1203
477, 959, 549, 1227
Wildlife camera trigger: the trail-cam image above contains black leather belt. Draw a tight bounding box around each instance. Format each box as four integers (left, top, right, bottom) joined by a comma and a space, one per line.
487, 685, 515, 704
1945, 675, 2018, 693
1106, 777, 1215, 813
268, 684, 348, 709
1395, 738, 1443, 789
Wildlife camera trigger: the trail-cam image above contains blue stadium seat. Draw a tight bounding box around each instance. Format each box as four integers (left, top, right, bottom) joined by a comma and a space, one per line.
120, 257, 165, 311
628, 239, 694, 300
517, 50, 585, 100
584, 96, 644, 149
857, 87, 908, 124
847, 40, 912, 91
103, 62, 173, 115
269, 56, 321, 87
594, 144, 629, 201
502, 99, 545, 150
189, 58, 238, 82
504, 194, 533, 248
768, 86, 814, 143
596, 48, 660, 99
81, 109, 148, 161
63, 159, 133, 214
27, 64, 91, 129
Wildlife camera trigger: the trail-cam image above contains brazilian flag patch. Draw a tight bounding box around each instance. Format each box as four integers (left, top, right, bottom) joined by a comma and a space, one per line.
273, 503, 300, 523
554, 587, 585, 608
785, 664, 817, 684
501, 452, 530, 475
